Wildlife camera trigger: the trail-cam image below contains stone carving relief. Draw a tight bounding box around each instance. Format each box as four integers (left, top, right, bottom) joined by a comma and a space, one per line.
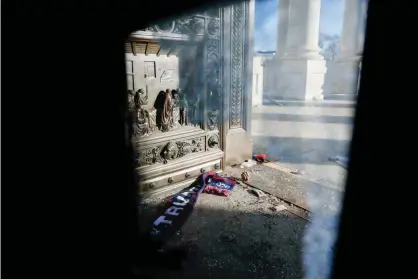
208, 134, 220, 149
206, 38, 221, 131
230, 4, 245, 129
135, 137, 205, 167
177, 87, 202, 128
128, 88, 148, 112
161, 141, 179, 164
207, 110, 219, 131
207, 19, 220, 36
175, 17, 205, 35
127, 90, 136, 112
140, 14, 220, 38
133, 106, 151, 137
129, 88, 182, 137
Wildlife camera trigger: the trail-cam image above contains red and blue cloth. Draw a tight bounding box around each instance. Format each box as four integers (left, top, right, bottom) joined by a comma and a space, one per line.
203, 172, 236, 196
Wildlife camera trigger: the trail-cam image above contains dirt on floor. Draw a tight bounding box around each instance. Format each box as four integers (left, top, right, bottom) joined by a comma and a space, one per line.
137, 180, 309, 279
136, 163, 342, 279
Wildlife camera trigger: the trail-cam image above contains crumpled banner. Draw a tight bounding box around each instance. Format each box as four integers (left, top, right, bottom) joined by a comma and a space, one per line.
149, 172, 236, 245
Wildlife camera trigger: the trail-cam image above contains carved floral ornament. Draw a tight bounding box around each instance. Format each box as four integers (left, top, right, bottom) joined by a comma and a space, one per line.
141, 15, 220, 37
135, 137, 205, 167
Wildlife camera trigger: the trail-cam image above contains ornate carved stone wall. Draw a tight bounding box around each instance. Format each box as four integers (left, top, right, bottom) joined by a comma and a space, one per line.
126, 2, 254, 196
134, 136, 205, 167
230, 4, 245, 129
222, 1, 254, 165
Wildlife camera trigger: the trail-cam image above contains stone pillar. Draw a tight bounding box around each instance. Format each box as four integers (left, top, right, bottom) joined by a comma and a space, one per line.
274, 0, 326, 100
284, 0, 323, 59
223, 0, 254, 165
324, 0, 364, 99
357, 0, 368, 55
276, 0, 290, 57
339, 0, 362, 59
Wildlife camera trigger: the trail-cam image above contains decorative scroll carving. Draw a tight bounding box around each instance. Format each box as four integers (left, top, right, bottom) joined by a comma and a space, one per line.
140, 14, 220, 38
177, 138, 203, 157
135, 137, 205, 167
230, 4, 245, 129
135, 145, 163, 167
175, 17, 205, 35
208, 134, 220, 149
206, 38, 221, 131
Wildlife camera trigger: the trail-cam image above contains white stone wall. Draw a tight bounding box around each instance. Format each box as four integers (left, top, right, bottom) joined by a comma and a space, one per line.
262, 57, 276, 94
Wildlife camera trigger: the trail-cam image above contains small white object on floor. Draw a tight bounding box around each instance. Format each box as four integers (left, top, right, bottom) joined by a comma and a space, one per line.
240, 159, 257, 168
252, 189, 267, 198
272, 205, 287, 212
291, 169, 305, 175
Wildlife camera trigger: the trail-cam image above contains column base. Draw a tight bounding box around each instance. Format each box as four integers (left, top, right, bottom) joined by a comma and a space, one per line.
224, 128, 253, 165
324, 59, 361, 97
273, 58, 327, 101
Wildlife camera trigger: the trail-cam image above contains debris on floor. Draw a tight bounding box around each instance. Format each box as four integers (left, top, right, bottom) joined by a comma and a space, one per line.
138, 170, 312, 279
269, 196, 280, 205
252, 153, 268, 163
328, 155, 349, 169
251, 189, 268, 199
271, 204, 287, 212
241, 171, 249, 181
290, 169, 305, 175
240, 159, 257, 168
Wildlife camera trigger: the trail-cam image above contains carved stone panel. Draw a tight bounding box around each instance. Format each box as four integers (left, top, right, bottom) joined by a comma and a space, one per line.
141, 14, 219, 39
206, 36, 221, 132
134, 136, 205, 167
230, 4, 245, 129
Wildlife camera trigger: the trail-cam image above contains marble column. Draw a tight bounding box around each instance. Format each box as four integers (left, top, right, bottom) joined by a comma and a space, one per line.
339, 0, 363, 60
276, 0, 290, 57
357, 0, 368, 55
324, 0, 365, 99
284, 0, 323, 59
274, 0, 326, 100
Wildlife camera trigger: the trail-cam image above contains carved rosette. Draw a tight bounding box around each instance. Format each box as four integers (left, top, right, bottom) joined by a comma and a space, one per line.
207, 134, 220, 149
230, 4, 245, 129
135, 137, 204, 167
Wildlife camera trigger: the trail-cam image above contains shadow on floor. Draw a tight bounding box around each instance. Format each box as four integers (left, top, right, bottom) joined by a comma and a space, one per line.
252, 112, 354, 125
252, 136, 351, 165
136, 195, 306, 279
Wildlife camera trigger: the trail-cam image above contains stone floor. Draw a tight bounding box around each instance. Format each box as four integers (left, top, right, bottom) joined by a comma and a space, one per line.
137, 165, 341, 279
134, 97, 354, 279
252, 96, 356, 189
